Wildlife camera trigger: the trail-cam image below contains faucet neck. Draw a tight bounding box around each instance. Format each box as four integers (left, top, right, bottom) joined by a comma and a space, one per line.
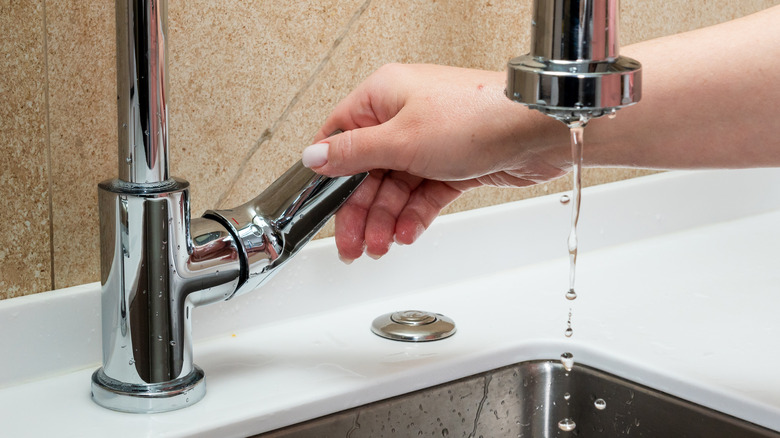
115, 0, 170, 184
531, 0, 619, 62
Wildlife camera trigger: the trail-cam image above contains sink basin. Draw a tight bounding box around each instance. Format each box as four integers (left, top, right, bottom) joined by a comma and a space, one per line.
257, 360, 780, 437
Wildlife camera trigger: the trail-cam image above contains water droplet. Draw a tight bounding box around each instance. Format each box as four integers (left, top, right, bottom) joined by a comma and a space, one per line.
569, 67, 577, 73
561, 352, 574, 371
125, 157, 132, 163
558, 418, 576, 432
128, 359, 135, 365
608, 109, 617, 119
565, 289, 577, 300
563, 392, 571, 401
170, 340, 176, 346
565, 327, 573, 337
157, 335, 163, 341
441, 429, 449, 437
594, 398, 606, 410
560, 194, 570, 204
159, 275, 163, 281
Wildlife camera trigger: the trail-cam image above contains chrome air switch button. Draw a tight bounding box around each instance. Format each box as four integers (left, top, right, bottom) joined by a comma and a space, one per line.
391, 310, 437, 326
372, 310, 456, 342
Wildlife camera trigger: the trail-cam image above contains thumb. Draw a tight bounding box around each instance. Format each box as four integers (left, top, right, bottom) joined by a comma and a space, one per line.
302, 124, 407, 176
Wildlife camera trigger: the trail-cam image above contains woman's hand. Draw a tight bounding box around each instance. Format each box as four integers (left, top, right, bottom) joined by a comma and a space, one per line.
302, 64, 568, 262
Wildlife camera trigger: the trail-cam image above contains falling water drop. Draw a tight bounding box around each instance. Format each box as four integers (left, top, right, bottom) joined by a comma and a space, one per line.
565, 289, 577, 300
565, 327, 573, 337
560, 352, 574, 372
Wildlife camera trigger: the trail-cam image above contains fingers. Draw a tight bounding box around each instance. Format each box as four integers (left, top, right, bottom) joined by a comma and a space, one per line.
335, 172, 472, 263
334, 171, 383, 261
363, 172, 423, 258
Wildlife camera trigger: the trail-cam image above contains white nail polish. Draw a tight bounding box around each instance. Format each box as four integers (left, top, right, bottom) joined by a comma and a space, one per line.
338, 253, 354, 265
302, 143, 329, 168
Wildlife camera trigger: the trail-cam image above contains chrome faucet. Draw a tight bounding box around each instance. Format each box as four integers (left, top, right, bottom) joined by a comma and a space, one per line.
91, 0, 366, 413
506, 0, 641, 123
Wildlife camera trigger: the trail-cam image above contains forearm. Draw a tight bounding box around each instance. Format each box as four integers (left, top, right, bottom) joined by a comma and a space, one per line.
582, 5, 780, 170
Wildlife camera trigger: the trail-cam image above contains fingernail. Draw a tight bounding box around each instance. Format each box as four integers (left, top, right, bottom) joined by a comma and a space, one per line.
302, 142, 329, 168
365, 251, 382, 260
338, 253, 354, 265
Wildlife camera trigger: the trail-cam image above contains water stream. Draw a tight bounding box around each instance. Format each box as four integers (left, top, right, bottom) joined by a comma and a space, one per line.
558, 116, 590, 433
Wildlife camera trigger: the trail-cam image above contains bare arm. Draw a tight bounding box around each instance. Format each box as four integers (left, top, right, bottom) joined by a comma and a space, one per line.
586, 5, 780, 169
303, 6, 780, 262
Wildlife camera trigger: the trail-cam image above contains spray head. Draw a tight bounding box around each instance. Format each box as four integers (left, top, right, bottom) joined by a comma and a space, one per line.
506, 0, 641, 124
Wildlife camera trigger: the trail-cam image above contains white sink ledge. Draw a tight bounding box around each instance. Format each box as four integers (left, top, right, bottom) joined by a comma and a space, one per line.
1, 169, 780, 437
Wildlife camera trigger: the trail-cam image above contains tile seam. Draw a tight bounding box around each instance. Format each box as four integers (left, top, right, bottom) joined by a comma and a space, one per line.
42, 0, 56, 291
215, 0, 374, 209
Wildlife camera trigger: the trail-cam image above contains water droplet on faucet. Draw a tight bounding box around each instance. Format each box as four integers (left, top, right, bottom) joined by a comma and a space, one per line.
558, 418, 576, 432
594, 398, 607, 410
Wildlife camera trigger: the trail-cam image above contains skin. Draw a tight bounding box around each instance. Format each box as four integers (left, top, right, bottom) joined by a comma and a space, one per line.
305, 5, 780, 262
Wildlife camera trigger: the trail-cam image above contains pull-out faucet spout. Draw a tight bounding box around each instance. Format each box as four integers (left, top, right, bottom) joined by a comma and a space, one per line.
91, 0, 366, 413
506, 0, 641, 123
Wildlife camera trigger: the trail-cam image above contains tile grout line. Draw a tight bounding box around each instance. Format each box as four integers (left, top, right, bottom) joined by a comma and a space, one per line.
214, 0, 373, 209
41, 0, 56, 291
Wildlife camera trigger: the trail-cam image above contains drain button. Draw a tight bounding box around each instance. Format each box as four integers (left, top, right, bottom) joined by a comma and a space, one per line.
372, 310, 456, 342
391, 310, 437, 326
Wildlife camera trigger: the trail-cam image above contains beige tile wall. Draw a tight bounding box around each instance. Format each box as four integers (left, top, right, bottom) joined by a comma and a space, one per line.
2, 0, 778, 299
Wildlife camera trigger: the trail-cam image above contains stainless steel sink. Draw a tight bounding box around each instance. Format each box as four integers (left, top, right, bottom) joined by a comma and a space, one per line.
256, 360, 780, 437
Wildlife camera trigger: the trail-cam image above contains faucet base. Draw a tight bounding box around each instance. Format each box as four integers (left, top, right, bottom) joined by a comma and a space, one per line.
91, 366, 206, 413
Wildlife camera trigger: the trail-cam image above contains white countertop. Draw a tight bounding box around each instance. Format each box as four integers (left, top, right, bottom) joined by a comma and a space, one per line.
2, 169, 780, 437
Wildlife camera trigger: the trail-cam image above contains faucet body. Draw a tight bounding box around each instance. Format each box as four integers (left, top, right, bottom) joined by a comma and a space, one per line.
91, 0, 365, 413
506, 0, 641, 122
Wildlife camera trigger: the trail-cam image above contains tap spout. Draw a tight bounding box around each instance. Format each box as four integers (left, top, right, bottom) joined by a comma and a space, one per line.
506, 0, 641, 123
